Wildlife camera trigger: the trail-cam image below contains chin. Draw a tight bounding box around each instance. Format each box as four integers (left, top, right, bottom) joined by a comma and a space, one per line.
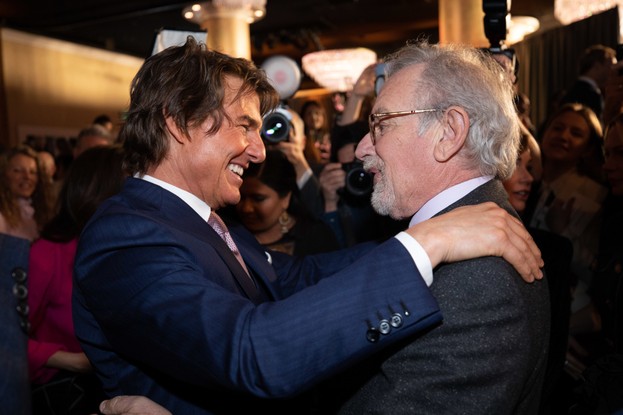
511, 203, 525, 214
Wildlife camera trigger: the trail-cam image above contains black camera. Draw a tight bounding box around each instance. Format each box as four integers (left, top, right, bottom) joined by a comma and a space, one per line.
341, 161, 373, 198
261, 106, 292, 143
482, 0, 508, 48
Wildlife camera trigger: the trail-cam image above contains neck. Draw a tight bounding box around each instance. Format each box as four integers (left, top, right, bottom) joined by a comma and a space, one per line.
542, 162, 574, 183
254, 217, 295, 245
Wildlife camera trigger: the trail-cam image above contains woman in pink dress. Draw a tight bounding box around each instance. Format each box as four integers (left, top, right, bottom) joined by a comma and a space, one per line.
29, 145, 126, 414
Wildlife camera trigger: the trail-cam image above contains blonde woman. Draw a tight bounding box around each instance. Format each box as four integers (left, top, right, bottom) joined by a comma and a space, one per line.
0, 145, 54, 241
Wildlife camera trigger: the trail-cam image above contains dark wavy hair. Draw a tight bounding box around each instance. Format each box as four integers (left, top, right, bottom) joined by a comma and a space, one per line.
41, 145, 126, 242
121, 36, 279, 175
244, 150, 296, 197
243, 149, 311, 217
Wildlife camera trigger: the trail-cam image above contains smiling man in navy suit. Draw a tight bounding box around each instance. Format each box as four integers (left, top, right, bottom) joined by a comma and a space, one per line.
73, 37, 543, 415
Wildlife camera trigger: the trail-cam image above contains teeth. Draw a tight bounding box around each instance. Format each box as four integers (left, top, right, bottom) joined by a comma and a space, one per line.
228, 164, 244, 176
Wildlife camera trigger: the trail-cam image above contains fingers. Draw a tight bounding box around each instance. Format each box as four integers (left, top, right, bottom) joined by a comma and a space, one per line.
405, 202, 543, 282
99, 396, 172, 415
499, 212, 543, 282
100, 396, 124, 414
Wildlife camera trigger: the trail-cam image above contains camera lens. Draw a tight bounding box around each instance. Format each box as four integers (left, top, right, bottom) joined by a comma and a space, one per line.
343, 162, 373, 197
261, 111, 290, 143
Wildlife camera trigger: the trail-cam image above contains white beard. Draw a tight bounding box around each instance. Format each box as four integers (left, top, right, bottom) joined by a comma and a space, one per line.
365, 158, 396, 218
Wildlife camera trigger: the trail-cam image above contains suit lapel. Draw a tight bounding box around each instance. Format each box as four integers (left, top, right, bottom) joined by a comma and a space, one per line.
229, 226, 280, 300
123, 178, 269, 303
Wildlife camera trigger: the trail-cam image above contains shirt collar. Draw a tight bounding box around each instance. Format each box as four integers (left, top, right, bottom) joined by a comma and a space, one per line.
409, 176, 493, 226
578, 76, 601, 94
137, 174, 213, 221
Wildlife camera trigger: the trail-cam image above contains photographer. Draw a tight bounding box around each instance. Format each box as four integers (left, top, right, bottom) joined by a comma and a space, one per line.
261, 105, 326, 219
319, 123, 405, 247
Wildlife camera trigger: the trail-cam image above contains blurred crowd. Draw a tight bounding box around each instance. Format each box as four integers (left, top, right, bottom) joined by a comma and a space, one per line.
2, 41, 623, 414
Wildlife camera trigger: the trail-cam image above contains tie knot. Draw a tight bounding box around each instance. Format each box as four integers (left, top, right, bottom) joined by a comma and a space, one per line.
208, 212, 227, 237
208, 212, 239, 255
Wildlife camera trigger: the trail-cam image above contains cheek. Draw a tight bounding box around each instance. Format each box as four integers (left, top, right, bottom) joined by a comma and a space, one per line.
503, 179, 514, 193
571, 136, 590, 153
254, 200, 279, 221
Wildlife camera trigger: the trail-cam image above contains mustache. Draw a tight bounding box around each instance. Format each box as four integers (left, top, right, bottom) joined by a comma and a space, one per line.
362, 157, 381, 171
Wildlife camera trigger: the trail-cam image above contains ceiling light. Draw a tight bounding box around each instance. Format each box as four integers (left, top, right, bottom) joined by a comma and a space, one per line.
183, 0, 267, 25
301, 48, 377, 92
554, 0, 623, 39
506, 15, 540, 44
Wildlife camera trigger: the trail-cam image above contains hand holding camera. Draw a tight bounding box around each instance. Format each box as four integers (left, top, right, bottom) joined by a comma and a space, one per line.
319, 160, 374, 213
319, 163, 346, 212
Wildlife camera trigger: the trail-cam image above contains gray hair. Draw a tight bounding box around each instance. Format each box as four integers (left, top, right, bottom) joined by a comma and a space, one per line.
384, 40, 520, 180
77, 124, 114, 144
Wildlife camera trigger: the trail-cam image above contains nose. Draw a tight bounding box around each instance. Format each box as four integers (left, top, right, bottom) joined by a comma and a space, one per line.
247, 131, 266, 163
355, 132, 374, 161
238, 197, 254, 213
560, 127, 575, 142
519, 165, 534, 185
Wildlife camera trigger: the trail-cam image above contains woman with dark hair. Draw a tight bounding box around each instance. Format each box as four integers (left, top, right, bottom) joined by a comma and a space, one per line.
28, 145, 126, 414
235, 149, 338, 255
0, 145, 54, 241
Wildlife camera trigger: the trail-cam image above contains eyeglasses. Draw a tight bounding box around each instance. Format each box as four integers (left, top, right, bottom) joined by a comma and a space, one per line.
368, 109, 440, 144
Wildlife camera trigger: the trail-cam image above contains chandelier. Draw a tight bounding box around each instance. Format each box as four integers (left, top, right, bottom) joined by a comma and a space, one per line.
506, 15, 540, 44
554, 0, 623, 39
301, 48, 377, 92
183, 0, 267, 24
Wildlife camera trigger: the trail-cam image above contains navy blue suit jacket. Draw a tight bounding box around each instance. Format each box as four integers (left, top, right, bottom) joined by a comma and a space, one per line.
72, 178, 442, 414
0, 233, 31, 415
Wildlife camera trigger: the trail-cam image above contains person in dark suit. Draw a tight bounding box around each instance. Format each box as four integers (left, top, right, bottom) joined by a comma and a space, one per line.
73, 37, 544, 415
0, 232, 31, 415
335, 41, 550, 414
560, 44, 616, 121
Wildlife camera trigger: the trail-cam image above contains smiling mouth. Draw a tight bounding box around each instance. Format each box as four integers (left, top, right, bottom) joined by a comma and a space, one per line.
228, 164, 244, 177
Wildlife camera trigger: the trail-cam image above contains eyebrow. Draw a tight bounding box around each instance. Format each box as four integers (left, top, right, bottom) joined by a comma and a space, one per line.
372, 106, 389, 114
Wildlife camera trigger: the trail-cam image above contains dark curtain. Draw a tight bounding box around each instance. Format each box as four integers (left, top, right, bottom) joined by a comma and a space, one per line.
513, 7, 620, 134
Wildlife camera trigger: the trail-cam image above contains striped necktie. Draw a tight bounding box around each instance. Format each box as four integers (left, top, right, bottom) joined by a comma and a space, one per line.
208, 212, 253, 283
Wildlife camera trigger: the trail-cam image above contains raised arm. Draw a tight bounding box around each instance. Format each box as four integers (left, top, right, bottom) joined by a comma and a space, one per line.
405, 202, 544, 282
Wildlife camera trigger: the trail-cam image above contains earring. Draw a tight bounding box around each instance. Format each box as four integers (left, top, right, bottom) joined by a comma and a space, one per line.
279, 211, 291, 234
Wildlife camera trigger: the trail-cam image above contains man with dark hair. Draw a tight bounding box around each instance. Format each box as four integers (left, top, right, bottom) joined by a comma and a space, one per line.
73, 37, 543, 414
561, 44, 617, 120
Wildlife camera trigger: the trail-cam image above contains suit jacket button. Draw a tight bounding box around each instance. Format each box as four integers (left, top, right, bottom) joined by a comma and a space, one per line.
12, 284, 28, 300
390, 313, 403, 328
11, 268, 27, 283
379, 319, 391, 334
366, 327, 380, 343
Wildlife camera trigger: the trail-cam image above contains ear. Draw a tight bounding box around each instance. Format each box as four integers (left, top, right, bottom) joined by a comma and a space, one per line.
433, 106, 469, 163
281, 191, 292, 210
164, 115, 187, 145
